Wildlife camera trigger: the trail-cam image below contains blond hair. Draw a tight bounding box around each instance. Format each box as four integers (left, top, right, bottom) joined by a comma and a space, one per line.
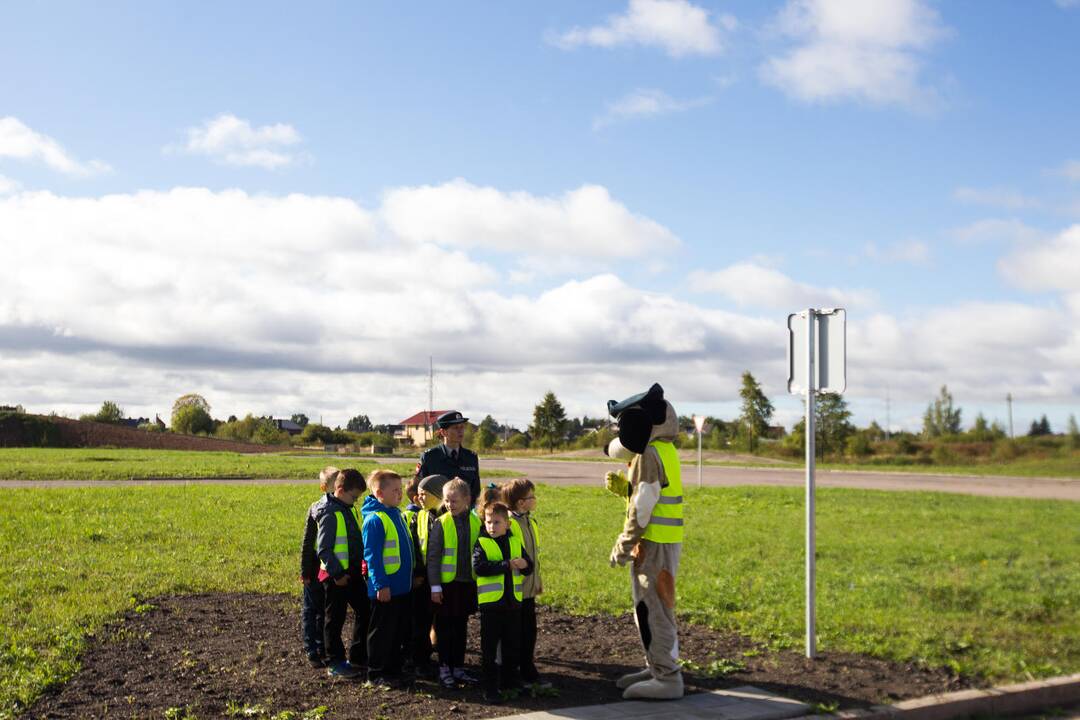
442, 477, 470, 509
319, 465, 341, 493
368, 468, 402, 491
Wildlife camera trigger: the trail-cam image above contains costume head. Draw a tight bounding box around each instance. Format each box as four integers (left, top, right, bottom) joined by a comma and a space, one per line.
606, 383, 667, 456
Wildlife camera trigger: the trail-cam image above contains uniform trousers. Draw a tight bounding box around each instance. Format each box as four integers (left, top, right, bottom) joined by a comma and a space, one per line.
367, 592, 411, 680
480, 606, 522, 694
323, 578, 369, 666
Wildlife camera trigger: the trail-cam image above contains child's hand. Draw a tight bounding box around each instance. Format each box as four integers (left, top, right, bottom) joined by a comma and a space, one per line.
377, 587, 391, 603
510, 558, 528, 570
431, 591, 443, 604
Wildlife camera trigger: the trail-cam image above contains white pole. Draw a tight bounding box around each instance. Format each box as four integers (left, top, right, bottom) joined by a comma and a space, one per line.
805, 308, 817, 659
697, 427, 703, 489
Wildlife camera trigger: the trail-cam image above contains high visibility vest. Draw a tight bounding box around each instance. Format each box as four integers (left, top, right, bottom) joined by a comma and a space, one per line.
476, 535, 524, 605
416, 508, 431, 563
321, 510, 351, 572
509, 514, 539, 554
642, 440, 683, 543
439, 511, 480, 584
403, 508, 417, 530
372, 510, 411, 576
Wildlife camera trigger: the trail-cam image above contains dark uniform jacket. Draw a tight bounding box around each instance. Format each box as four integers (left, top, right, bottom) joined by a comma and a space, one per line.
418, 444, 480, 504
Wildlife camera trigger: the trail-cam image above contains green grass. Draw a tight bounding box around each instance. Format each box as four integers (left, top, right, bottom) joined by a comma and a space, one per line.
819, 455, 1080, 479
1, 485, 1078, 718
0, 448, 525, 482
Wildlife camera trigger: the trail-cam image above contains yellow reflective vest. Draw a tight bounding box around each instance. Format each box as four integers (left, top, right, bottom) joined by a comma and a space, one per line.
438, 511, 480, 584
372, 510, 411, 576
476, 535, 524, 605
642, 440, 683, 543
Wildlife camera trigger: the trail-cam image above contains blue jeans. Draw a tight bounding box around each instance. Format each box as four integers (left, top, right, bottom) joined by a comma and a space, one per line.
302, 580, 326, 658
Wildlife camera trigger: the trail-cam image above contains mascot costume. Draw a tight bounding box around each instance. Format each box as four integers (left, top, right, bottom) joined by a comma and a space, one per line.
603, 382, 684, 700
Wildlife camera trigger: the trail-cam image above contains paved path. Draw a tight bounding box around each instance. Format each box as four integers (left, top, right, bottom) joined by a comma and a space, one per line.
1, 459, 1076, 500
481, 458, 1080, 501
492, 685, 809, 720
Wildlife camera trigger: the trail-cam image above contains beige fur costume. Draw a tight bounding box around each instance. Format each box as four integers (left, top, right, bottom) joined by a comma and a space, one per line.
609, 401, 683, 700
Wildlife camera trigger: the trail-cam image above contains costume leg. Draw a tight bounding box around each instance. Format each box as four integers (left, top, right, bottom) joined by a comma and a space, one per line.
624, 540, 682, 699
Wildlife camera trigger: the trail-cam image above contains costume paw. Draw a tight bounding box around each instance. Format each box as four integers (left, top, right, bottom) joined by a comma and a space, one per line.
615, 668, 652, 690
621, 676, 684, 700
604, 470, 629, 498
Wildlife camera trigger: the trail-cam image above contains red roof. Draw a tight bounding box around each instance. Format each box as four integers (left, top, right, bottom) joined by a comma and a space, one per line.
398, 410, 449, 426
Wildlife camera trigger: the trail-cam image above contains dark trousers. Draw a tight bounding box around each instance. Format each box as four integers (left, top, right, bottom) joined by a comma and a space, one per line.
367, 592, 411, 680
520, 598, 539, 681
435, 614, 469, 669
323, 578, 369, 665
301, 580, 326, 658
411, 583, 434, 667
481, 607, 522, 694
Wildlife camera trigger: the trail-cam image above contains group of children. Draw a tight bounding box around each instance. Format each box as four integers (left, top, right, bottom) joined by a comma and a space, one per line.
300, 466, 545, 703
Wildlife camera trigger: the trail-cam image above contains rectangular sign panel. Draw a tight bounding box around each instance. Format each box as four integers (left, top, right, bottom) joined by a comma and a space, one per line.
787, 308, 846, 395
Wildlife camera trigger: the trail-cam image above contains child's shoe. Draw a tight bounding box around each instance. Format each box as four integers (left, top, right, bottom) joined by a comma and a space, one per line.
327, 661, 361, 679
439, 665, 456, 689
307, 654, 327, 668
453, 667, 479, 685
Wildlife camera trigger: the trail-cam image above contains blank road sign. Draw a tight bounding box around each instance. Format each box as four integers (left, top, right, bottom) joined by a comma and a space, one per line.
787, 309, 847, 395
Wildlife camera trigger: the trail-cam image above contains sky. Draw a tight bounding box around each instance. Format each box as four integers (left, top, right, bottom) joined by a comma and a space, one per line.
2, 0, 1079, 433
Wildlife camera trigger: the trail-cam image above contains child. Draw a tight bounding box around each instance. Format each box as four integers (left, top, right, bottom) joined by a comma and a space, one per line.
399, 475, 424, 668
475, 481, 504, 519
361, 469, 414, 686
410, 473, 448, 677
426, 477, 480, 688
503, 478, 548, 688
472, 501, 533, 704
315, 468, 368, 678
300, 465, 338, 667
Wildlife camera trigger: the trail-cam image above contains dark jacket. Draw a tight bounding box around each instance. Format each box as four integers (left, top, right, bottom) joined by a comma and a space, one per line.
360, 495, 415, 599
300, 497, 321, 579
418, 444, 480, 505
315, 493, 363, 582
471, 530, 533, 610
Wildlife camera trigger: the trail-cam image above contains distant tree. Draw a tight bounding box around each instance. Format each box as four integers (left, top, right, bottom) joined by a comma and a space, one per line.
476, 415, 499, 451
738, 371, 774, 453
790, 393, 853, 458
969, 412, 993, 441
347, 414, 373, 433
172, 393, 210, 416
172, 404, 213, 435
1028, 414, 1052, 437
846, 431, 873, 458
226, 414, 238, 423
290, 413, 310, 428
300, 423, 336, 445
81, 401, 125, 424
372, 423, 391, 435
253, 420, 290, 445
922, 385, 962, 438
529, 392, 568, 453
1067, 414, 1080, 449
865, 420, 886, 442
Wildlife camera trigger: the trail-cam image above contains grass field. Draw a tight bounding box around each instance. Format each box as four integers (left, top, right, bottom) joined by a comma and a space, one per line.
1, 485, 1077, 718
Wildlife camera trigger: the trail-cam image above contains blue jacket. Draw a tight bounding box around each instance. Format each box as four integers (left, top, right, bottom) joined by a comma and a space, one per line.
360, 495, 414, 599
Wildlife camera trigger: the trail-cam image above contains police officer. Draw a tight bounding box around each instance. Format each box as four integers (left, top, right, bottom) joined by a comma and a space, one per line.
417, 411, 481, 506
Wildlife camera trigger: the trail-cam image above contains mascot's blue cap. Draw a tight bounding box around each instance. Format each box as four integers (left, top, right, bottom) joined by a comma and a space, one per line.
607, 383, 666, 423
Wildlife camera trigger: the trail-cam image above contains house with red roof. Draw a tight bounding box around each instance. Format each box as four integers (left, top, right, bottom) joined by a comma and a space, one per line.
396, 410, 448, 447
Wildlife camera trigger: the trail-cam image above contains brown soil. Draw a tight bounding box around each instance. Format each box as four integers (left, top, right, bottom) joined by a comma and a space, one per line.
3, 415, 277, 453
25, 593, 977, 720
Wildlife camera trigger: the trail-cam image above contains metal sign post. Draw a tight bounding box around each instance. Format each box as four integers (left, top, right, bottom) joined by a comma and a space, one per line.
787, 308, 846, 660
693, 415, 706, 489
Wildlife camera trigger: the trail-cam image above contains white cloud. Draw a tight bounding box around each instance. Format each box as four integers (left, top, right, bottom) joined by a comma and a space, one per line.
760, 0, 947, 108
689, 262, 875, 309
952, 218, 1042, 245
1052, 159, 1080, 181
0, 174, 20, 195
999, 224, 1080, 292
864, 239, 929, 264
0, 117, 111, 176
1055, 0, 1080, 8
169, 114, 304, 169
380, 178, 678, 261
953, 186, 1041, 210
593, 88, 713, 129
551, 0, 732, 58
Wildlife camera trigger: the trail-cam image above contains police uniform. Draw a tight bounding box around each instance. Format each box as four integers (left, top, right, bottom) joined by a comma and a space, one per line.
417, 411, 481, 505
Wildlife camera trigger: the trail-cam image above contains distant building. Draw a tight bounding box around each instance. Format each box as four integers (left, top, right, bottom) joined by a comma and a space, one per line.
120, 417, 150, 428
396, 410, 448, 447
272, 418, 305, 435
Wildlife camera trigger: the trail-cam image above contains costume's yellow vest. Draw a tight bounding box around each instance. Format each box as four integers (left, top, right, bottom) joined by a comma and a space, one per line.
642, 440, 683, 543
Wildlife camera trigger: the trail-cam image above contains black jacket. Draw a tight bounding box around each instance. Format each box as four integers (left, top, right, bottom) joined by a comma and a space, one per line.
314, 493, 364, 581
300, 497, 322, 579
471, 530, 533, 609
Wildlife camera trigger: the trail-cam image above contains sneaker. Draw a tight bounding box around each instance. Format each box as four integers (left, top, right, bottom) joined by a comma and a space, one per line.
452, 668, 479, 685
327, 661, 362, 679
439, 665, 456, 689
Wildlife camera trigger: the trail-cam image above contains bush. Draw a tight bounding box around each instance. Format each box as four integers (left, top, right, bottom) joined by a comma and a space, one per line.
931, 443, 958, 465
504, 433, 529, 449
992, 439, 1021, 461
253, 422, 290, 445
895, 436, 918, 455
137, 422, 167, 433
846, 433, 873, 458
0, 412, 64, 447
355, 431, 394, 448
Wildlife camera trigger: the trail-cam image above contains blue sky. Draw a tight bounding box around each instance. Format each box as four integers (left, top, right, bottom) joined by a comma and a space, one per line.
2, 0, 1079, 432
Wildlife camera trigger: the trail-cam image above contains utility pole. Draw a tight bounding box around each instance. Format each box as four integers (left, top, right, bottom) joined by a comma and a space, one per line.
428, 356, 434, 444
1006, 393, 1014, 439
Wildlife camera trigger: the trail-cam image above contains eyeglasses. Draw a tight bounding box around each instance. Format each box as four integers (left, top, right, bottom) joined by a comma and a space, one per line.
523, 495, 536, 500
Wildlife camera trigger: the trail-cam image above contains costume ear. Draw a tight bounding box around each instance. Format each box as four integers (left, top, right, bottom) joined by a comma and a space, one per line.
617, 407, 652, 455
640, 383, 666, 425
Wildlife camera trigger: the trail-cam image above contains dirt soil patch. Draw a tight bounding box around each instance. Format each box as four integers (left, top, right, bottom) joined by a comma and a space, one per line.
25, 593, 978, 719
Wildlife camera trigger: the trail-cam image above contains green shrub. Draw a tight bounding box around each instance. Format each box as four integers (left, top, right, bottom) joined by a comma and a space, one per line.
503, 433, 529, 449
171, 405, 213, 435
992, 439, 1021, 461
0, 412, 64, 447
253, 422, 290, 445
846, 432, 873, 458
931, 443, 958, 465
